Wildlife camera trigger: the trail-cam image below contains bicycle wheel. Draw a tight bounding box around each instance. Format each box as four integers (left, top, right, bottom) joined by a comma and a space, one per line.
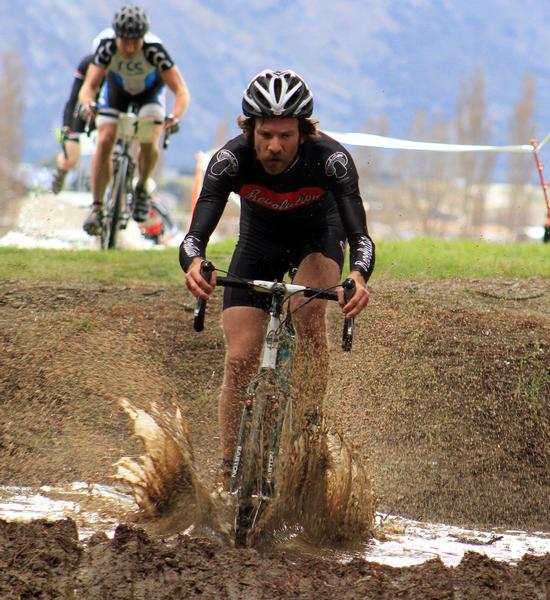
101, 157, 128, 250
235, 380, 276, 547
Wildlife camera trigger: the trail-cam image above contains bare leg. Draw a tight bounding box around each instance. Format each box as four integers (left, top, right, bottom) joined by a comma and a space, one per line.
291, 253, 341, 422
137, 124, 162, 187
220, 306, 268, 462
53, 140, 81, 194
90, 123, 117, 206
56, 140, 81, 171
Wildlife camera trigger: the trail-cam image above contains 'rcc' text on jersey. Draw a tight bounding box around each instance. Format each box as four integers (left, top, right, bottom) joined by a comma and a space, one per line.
93, 32, 174, 95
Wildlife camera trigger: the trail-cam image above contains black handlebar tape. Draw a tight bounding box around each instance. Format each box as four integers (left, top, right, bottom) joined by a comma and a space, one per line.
163, 125, 172, 149
303, 288, 338, 301
342, 278, 356, 352
193, 260, 214, 332
84, 102, 98, 137
162, 117, 180, 149
214, 276, 248, 289
61, 135, 68, 160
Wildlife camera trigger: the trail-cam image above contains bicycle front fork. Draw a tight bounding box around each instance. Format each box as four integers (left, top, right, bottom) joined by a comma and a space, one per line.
120, 160, 136, 229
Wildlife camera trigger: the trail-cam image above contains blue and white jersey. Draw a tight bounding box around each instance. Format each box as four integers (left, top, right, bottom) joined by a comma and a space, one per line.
93, 32, 175, 96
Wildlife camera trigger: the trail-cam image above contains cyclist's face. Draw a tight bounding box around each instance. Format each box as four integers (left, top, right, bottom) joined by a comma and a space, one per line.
254, 118, 302, 175
116, 37, 144, 59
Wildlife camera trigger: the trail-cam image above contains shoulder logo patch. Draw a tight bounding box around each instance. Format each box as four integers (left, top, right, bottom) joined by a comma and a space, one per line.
210, 149, 238, 177
325, 152, 348, 179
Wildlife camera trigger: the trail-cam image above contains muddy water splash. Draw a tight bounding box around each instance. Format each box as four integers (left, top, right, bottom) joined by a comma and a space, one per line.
262, 407, 376, 547
113, 398, 374, 547
113, 399, 231, 540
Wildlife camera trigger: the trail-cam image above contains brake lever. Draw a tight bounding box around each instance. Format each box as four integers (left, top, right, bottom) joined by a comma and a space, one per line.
163, 114, 179, 149
193, 260, 214, 332
342, 278, 355, 351
57, 128, 69, 160
82, 102, 98, 137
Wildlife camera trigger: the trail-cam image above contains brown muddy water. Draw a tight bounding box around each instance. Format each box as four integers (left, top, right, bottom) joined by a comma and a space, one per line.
2, 399, 549, 568
2, 482, 550, 567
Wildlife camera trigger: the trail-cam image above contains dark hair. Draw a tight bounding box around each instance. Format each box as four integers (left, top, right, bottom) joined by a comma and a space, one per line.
237, 116, 320, 141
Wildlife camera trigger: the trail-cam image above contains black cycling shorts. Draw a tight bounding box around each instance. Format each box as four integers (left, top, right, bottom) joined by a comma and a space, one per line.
223, 209, 346, 312
98, 73, 165, 116
69, 115, 91, 136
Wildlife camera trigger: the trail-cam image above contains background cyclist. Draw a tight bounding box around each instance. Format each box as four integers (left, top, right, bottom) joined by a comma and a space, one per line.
51, 53, 95, 194
51, 29, 111, 195
79, 4, 190, 235
181, 69, 375, 484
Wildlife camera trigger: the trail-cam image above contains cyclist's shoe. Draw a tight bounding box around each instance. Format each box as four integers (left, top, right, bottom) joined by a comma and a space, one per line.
51, 168, 67, 194
133, 184, 150, 223
83, 205, 103, 236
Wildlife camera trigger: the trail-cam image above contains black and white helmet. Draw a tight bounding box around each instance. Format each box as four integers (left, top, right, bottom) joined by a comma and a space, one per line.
242, 69, 314, 118
112, 5, 149, 39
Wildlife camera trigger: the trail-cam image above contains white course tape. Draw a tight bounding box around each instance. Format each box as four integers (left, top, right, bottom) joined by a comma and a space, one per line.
323, 130, 548, 154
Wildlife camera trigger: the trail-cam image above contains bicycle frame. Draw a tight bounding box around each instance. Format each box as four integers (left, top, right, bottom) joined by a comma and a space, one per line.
100, 145, 132, 250
100, 108, 165, 250
231, 283, 296, 498
192, 261, 355, 546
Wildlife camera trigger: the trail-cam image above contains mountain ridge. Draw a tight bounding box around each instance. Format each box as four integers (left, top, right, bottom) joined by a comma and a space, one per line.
2, 1, 548, 170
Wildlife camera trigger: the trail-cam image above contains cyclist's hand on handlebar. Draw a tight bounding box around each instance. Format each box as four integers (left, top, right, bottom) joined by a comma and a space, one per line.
185, 258, 216, 300
339, 271, 370, 318
164, 113, 180, 131
79, 102, 97, 121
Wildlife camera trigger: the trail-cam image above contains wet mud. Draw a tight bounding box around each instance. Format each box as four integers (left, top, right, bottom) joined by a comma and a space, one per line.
112, 397, 374, 547
1, 518, 549, 599
1, 278, 549, 597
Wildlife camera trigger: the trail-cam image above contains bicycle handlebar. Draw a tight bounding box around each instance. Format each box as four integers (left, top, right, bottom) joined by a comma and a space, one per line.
192, 261, 214, 332
79, 102, 98, 136
192, 261, 355, 350
162, 114, 180, 150
216, 275, 339, 302
342, 279, 355, 352
56, 127, 70, 160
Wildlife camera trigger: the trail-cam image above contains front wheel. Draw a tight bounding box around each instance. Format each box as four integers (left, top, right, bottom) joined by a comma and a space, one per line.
101, 157, 128, 250
234, 380, 280, 547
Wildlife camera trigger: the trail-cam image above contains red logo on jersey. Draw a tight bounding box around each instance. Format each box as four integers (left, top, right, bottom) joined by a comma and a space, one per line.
239, 184, 325, 211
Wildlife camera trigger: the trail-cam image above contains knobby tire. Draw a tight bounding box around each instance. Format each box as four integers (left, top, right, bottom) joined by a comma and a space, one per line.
101, 158, 128, 250
235, 387, 272, 547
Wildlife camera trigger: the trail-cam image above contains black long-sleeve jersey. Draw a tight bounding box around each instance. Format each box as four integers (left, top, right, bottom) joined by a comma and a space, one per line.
180, 131, 375, 281
62, 54, 94, 129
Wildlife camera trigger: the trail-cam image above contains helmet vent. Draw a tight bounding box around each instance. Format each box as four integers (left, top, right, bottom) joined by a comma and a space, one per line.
242, 69, 314, 119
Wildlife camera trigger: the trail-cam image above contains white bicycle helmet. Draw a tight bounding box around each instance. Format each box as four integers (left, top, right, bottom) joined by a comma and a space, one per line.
242, 69, 314, 118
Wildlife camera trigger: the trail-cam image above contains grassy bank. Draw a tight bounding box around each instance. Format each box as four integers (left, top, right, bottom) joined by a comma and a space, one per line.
0, 238, 547, 285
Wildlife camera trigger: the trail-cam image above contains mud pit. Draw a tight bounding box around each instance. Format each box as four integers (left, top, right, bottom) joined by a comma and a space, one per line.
1, 277, 549, 598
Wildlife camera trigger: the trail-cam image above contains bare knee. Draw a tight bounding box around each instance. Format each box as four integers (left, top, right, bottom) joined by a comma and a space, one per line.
223, 348, 259, 389
139, 142, 158, 161
96, 128, 116, 155
292, 300, 327, 342
222, 306, 267, 387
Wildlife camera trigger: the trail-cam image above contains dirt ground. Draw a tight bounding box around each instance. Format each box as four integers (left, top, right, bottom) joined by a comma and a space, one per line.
1, 277, 549, 598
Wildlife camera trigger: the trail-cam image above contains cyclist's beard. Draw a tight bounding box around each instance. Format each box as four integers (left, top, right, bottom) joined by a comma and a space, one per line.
257, 149, 297, 175
261, 153, 286, 175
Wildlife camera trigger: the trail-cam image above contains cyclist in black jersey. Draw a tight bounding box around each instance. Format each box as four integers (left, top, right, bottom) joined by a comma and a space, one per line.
79, 5, 190, 235
181, 69, 375, 482
51, 54, 95, 194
